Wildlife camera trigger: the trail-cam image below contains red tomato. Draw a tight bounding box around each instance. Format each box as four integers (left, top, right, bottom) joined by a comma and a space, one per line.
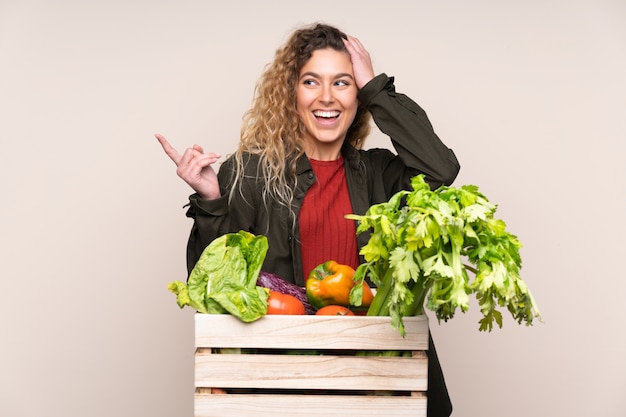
266, 291, 306, 315
315, 305, 355, 316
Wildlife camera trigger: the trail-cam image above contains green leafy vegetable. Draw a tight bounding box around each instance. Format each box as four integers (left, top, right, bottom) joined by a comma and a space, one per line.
347, 175, 541, 336
168, 231, 269, 322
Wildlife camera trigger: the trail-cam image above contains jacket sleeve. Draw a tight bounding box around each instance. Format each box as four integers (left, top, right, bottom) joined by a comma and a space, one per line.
358, 73, 460, 189
183, 155, 259, 275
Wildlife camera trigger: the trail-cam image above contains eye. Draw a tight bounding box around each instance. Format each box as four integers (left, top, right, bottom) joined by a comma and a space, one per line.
335, 79, 351, 87
302, 78, 318, 86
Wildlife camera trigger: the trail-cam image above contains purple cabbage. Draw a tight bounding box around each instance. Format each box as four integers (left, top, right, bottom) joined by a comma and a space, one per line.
256, 271, 316, 315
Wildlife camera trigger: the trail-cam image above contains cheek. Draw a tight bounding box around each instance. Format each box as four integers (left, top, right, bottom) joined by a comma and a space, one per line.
296, 85, 314, 102
344, 99, 359, 127
296, 89, 310, 114
343, 94, 359, 116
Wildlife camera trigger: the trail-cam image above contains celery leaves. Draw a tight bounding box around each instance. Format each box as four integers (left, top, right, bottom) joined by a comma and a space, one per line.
347, 175, 541, 336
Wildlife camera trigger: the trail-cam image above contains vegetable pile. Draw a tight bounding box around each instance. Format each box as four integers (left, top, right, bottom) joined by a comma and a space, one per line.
168, 175, 541, 337
347, 174, 541, 336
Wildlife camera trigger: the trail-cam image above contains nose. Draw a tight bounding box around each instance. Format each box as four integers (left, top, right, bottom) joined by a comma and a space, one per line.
318, 83, 334, 104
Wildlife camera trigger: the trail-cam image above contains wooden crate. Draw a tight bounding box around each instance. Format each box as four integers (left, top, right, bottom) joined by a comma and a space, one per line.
194, 314, 429, 417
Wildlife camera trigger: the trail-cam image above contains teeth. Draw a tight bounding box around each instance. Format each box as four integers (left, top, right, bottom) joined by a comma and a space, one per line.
314, 111, 340, 118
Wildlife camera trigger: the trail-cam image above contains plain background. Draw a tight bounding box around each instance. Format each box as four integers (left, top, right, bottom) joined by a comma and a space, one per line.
1, 0, 624, 416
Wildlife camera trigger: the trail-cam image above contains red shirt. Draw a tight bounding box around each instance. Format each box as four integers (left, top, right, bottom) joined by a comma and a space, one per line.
298, 157, 360, 278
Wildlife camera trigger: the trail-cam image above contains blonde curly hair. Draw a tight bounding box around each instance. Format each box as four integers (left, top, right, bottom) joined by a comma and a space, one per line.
231, 23, 372, 210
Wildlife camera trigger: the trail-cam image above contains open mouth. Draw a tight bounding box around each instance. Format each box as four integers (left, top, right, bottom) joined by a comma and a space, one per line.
313, 110, 340, 120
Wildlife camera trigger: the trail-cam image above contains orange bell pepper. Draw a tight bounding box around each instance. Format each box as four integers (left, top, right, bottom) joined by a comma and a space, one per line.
305, 260, 374, 310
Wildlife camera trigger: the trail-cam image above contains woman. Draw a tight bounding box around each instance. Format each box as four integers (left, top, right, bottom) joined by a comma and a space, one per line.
157, 23, 458, 416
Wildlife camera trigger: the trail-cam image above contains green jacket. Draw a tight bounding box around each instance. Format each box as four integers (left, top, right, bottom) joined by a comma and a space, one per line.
184, 73, 458, 417
185, 73, 460, 284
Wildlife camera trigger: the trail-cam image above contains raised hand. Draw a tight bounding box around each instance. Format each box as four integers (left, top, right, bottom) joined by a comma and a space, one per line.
155, 133, 221, 200
343, 35, 375, 89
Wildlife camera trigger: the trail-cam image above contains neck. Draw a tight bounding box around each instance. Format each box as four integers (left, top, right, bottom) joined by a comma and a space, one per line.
303, 141, 343, 161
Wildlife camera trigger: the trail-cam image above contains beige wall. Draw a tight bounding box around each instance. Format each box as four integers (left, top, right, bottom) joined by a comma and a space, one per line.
1, 1, 625, 416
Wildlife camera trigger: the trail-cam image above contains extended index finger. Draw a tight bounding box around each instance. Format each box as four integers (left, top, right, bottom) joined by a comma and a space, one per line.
155, 133, 182, 165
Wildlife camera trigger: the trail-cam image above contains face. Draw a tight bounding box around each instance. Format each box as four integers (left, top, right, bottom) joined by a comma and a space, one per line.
296, 48, 358, 159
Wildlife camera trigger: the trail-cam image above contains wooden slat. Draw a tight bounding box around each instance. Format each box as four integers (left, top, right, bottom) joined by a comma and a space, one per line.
195, 314, 428, 350
194, 393, 427, 417
195, 353, 427, 391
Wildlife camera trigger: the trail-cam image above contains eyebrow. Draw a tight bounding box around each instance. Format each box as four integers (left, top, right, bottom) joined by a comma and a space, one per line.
299, 71, 355, 80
